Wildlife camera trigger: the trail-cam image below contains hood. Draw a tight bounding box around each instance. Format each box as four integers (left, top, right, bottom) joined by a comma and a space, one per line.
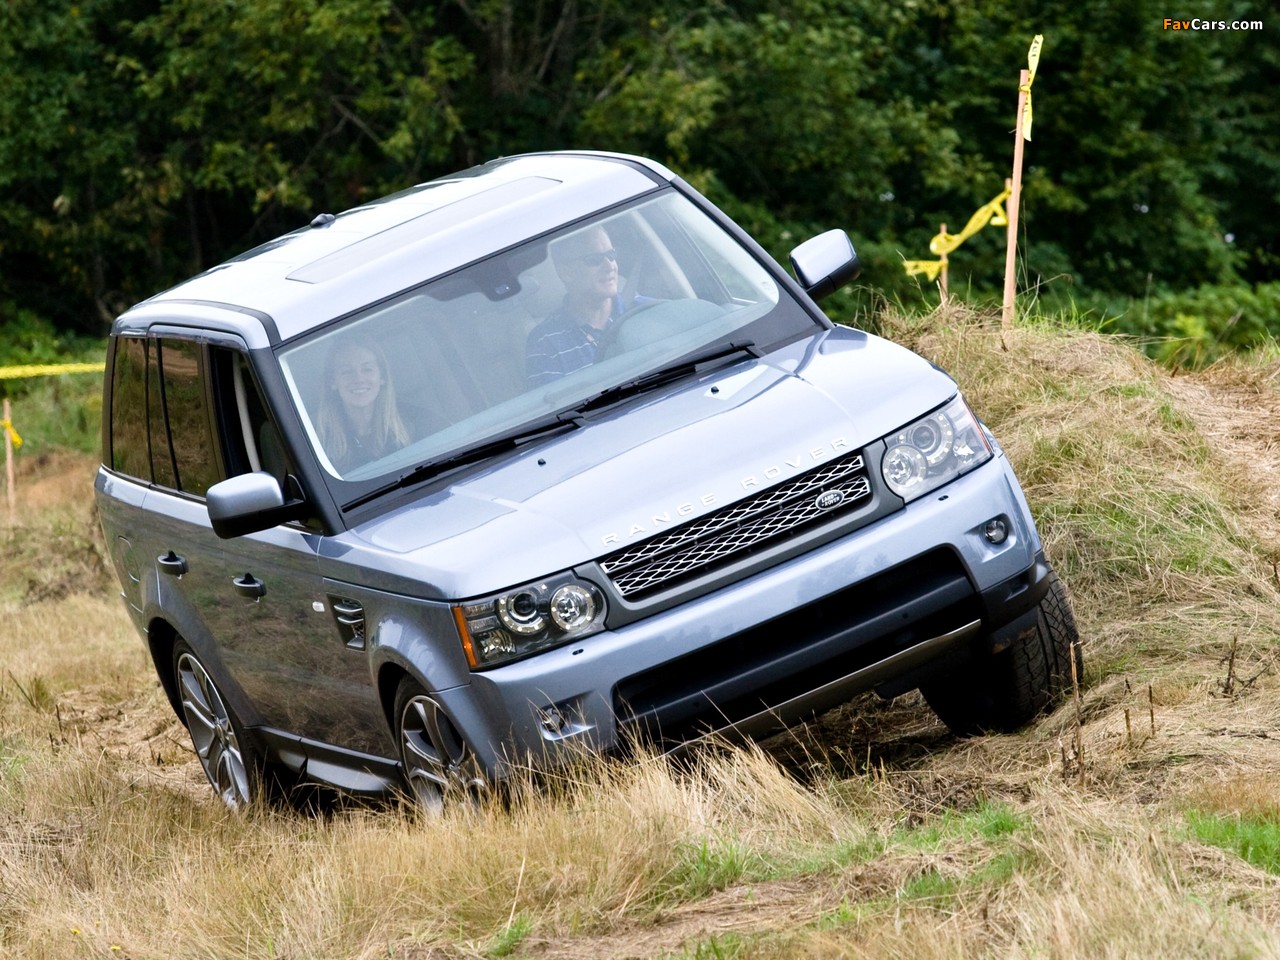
321, 328, 956, 598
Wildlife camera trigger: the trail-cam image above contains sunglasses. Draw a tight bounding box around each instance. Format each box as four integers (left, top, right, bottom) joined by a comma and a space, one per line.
576, 249, 618, 267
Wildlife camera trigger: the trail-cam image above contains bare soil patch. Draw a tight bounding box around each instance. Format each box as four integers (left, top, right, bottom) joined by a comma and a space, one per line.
58, 681, 210, 802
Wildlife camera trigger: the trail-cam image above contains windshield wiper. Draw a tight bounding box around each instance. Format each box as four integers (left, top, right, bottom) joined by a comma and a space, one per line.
343, 340, 760, 510
575, 339, 760, 415
343, 412, 580, 509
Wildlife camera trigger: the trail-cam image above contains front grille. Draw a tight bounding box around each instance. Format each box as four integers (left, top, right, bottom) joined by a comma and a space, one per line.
600, 450, 873, 598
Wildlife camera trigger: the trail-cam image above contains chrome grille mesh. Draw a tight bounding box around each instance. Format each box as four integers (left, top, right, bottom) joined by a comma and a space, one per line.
601, 451, 872, 598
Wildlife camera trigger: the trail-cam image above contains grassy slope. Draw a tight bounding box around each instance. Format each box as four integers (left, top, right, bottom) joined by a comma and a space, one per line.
4, 310, 1280, 959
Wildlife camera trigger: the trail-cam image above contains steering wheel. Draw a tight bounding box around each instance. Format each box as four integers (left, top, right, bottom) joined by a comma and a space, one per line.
594, 298, 666, 358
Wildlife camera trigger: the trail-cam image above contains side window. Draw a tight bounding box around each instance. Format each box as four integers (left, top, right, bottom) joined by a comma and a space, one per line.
208, 347, 294, 487
109, 337, 151, 479
148, 341, 177, 488
157, 338, 220, 497
108, 336, 265, 500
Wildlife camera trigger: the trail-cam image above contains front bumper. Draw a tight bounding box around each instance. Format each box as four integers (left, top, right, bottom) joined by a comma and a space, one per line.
447, 453, 1047, 775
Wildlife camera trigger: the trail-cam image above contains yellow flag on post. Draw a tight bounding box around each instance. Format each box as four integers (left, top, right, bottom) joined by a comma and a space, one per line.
927, 185, 1012, 257
903, 260, 944, 282
1, 416, 20, 449
1022, 34, 1043, 141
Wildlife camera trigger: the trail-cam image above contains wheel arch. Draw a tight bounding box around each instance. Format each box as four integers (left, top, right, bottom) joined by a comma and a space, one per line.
146, 617, 183, 719
375, 660, 413, 735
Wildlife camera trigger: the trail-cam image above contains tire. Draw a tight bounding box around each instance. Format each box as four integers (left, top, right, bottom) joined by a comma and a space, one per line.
394, 677, 488, 813
172, 639, 263, 808
922, 569, 1082, 735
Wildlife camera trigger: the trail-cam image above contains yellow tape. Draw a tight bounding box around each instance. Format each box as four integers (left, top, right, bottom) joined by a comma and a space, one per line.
1, 417, 21, 449
903, 260, 945, 282
1022, 34, 1043, 141
927, 185, 1012, 257
0, 361, 105, 380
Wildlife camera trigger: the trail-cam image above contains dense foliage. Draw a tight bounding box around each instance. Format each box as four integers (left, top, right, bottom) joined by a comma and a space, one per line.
0, 0, 1276, 346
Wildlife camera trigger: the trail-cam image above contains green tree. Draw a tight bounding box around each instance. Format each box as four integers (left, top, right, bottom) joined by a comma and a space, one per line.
0, 0, 473, 333
573, 1, 965, 282
0, 0, 154, 327
1206, 3, 1280, 285
1, 0, 1276, 337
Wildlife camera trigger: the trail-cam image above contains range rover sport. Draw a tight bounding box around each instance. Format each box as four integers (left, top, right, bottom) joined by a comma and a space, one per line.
95, 151, 1081, 809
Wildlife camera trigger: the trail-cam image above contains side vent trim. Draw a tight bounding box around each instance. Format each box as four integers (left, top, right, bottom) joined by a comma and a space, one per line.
330, 598, 367, 650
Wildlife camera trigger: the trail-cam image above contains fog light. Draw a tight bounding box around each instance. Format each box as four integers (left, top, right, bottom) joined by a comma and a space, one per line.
538, 704, 569, 735
984, 518, 1008, 544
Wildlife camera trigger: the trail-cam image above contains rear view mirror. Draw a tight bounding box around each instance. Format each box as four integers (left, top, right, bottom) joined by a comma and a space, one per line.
789, 230, 861, 300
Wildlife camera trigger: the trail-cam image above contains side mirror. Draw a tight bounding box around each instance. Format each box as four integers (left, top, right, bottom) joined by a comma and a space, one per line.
789, 229, 862, 301
207, 472, 307, 539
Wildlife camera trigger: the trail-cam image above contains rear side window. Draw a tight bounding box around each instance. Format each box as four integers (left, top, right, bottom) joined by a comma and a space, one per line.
148, 341, 177, 489
109, 337, 150, 478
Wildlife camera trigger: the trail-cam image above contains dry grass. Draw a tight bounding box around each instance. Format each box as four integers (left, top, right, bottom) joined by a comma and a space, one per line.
6, 310, 1280, 958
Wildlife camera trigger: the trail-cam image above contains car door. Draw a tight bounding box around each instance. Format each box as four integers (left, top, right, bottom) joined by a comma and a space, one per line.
135, 335, 256, 727
198, 346, 389, 758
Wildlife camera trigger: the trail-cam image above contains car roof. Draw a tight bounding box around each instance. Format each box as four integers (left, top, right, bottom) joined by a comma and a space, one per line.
118, 152, 674, 344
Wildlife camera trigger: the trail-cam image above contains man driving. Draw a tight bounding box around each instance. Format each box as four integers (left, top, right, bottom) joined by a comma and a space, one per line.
525, 225, 626, 386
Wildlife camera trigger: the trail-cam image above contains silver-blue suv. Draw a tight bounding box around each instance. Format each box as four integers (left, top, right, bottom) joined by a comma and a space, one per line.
96, 151, 1080, 809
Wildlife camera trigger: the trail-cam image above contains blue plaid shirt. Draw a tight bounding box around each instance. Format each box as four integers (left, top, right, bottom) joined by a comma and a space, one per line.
525, 295, 627, 387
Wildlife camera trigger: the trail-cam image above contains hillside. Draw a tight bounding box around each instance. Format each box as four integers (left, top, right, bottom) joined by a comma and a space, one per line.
4, 311, 1280, 959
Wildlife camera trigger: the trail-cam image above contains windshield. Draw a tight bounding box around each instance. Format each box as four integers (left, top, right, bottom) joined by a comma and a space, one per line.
277, 190, 815, 494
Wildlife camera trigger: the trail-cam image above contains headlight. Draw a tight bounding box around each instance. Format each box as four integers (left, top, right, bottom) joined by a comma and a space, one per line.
881, 395, 992, 501
454, 573, 607, 669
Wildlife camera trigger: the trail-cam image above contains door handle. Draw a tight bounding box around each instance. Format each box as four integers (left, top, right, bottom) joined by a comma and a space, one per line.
233, 573, 266, 599
157, 551, 188, 577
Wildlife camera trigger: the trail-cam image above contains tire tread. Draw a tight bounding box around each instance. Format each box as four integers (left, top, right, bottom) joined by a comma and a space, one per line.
922, 568, 1081, 735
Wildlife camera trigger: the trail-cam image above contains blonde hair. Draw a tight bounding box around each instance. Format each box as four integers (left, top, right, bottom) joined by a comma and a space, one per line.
316, 340, 410, 472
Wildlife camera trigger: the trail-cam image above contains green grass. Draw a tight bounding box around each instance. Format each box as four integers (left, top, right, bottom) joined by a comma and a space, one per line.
662, 836, 777, 901
662, 932, 756, 960
1, 322, 106, 456
1186, 811, 1280, 876
486, 912, 534, 957
900, 866, 959, 903
2, 370, 104, 456
895, 802, 1029, 853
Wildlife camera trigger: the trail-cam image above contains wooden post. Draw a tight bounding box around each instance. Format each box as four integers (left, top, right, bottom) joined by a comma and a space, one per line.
3, 398, 14, 526
1002, 70, 1030, 330
939, 223, 949, 302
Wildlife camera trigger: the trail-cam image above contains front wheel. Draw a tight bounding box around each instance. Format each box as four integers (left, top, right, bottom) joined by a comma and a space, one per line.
922, 569, 1082, 735
394, 677, 489, 814
173, 640, 260, 808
